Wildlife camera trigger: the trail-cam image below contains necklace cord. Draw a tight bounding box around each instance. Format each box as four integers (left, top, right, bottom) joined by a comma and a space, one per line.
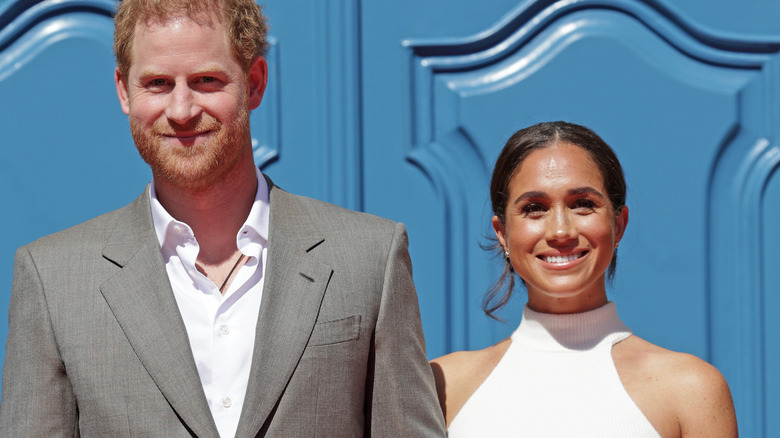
219, 254, 245, 292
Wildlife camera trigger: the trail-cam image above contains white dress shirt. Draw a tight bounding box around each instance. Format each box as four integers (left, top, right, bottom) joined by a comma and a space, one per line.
149, 168, 269, 438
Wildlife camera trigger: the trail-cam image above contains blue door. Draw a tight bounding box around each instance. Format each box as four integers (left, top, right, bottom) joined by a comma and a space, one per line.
2, 1, 779, 435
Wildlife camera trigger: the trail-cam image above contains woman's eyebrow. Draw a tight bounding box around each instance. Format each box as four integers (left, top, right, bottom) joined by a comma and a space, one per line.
568, 186, 605, 198
512, 191, 547, 205
512, 187, 605, 206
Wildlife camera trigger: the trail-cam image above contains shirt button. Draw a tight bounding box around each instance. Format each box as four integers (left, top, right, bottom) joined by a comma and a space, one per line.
220, 324, 231, 335
222, 397, 232, 408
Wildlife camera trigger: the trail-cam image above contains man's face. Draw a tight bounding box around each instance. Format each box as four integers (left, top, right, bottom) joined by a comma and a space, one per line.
115, 15, 266, 190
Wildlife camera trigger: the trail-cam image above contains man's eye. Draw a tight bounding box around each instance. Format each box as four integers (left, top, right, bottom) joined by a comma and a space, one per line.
149, 78, 166, 87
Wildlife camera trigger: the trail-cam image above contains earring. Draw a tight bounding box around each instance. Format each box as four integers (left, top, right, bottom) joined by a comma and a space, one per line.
614, 242, 619, 249
504, 251, 514, 273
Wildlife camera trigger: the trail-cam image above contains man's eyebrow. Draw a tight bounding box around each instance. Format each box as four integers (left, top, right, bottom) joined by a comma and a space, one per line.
135, 64, 229, 78
136, 67, 166, 78
191, 64, 230, 75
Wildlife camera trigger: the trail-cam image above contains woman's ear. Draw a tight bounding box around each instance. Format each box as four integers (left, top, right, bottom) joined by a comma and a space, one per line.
615, 205, 629, 244
492, 215, 508, 252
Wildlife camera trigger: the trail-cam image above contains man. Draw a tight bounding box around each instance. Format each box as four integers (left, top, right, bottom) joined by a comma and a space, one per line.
0, 0, 445, 436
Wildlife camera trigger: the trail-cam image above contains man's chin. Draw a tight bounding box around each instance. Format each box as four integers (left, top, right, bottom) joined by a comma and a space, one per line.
153, 160, 225, 190
132, 115, 250, 191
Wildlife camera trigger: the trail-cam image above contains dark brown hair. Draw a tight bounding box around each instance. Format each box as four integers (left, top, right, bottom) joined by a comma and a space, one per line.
484, 121, 627, 318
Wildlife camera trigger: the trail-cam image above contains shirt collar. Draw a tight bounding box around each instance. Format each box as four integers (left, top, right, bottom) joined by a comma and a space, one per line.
149, 167, 270, 249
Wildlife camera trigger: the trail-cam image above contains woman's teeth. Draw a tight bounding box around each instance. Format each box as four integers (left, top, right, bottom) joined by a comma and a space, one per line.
544, 253, 583, 264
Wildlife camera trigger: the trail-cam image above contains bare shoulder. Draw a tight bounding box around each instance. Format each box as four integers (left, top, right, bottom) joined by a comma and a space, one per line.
430, 338, 512, 428
613, 335, 737, 438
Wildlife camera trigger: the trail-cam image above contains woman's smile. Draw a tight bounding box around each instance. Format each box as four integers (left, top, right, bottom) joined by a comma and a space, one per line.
492, 142, 628, 314
538, 250, 588, 266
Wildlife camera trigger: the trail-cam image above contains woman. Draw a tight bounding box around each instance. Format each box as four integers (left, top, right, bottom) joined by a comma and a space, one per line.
431, 122, 737, 437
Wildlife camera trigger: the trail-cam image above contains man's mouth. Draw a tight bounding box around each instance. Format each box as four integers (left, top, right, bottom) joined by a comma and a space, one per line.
164, 130, 211, 138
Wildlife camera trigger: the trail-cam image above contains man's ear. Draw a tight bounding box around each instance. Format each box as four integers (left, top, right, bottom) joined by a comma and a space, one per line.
115, 67, 131, 115
492, 216, 508, 253
247, 56, 268, 110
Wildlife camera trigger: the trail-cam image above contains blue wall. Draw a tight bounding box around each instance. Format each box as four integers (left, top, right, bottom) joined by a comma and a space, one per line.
2, 1, 779, 435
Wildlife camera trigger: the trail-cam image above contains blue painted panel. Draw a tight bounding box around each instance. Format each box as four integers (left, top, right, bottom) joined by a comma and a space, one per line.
258, 0, 363, 211
673, 0, 780, 38
0, 5, 151, 383
764, 163, 780, 438
363, 1, 780, 436
400, 0, 758, 355
428, 8, 747, 354
2, 0, 780, 435
707, 66, 780, 436
360, 0, 522, 360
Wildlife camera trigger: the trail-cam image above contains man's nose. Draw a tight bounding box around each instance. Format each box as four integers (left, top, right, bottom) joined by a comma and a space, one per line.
165, 84, 200, 125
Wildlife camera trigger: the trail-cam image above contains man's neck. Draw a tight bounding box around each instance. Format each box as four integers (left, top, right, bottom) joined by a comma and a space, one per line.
154, 154, 259, 265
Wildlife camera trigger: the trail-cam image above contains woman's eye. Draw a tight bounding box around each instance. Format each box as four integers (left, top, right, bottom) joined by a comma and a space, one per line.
572, 198, 597, 211
521, 203, 546, 216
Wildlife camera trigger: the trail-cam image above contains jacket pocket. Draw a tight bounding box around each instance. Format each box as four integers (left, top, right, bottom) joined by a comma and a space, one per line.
307, 315, 361, 346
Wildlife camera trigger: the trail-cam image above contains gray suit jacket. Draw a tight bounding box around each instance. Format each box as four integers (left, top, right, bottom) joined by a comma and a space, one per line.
0, 177, 445, 437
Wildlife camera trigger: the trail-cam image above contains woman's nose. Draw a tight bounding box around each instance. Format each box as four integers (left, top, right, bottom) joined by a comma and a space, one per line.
546, 208, 577, 243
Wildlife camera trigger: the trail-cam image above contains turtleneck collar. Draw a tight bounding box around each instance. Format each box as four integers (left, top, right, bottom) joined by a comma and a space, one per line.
511, 301, 632, 352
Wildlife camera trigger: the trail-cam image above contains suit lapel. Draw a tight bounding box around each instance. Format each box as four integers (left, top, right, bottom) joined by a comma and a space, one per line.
236, 180, 333, 437
99, 189, 219, 438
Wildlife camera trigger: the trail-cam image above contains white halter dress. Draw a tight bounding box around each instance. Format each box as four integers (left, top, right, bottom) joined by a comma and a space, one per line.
447, 302, 661, 437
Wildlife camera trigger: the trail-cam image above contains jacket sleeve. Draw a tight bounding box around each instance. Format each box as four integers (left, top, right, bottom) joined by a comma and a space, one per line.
366, 222, 446, 437
0, 246, 79, 436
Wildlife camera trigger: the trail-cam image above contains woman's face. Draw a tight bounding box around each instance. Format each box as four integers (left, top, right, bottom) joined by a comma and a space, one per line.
492, 142, 628, 314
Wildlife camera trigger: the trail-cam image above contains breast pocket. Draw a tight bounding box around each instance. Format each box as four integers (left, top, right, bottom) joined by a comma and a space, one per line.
307, 315, 361, 347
